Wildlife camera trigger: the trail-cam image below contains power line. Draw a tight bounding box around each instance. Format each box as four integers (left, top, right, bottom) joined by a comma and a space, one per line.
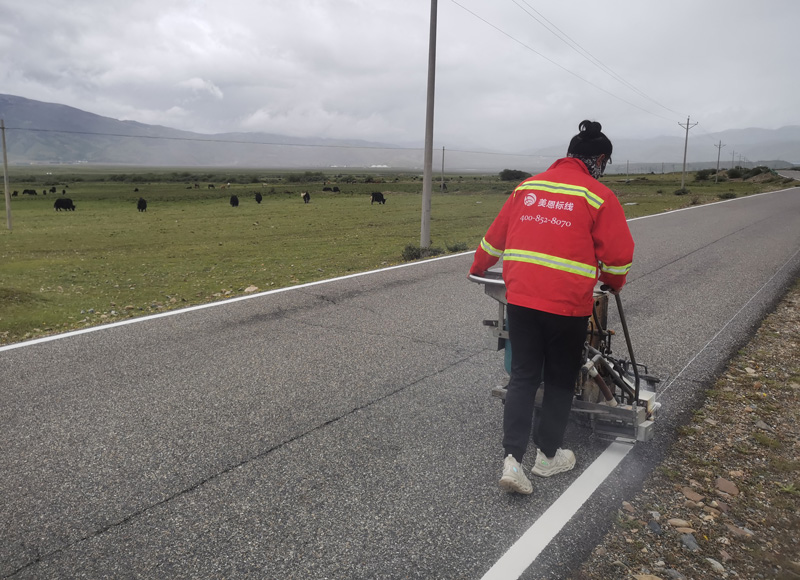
694, 123, 756, 168
451, 4, 769, 167
512, 0, 684, 117
6, 125, 755, 167
448, 0, 677, 123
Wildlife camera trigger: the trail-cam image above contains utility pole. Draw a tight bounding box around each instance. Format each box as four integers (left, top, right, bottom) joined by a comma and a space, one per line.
679, 116, 698, 190
420, 0, 437, 248
714, 140, 726, 183
440, 146, 445, 192
731, 150, 735, 169
1, 119, 11, 231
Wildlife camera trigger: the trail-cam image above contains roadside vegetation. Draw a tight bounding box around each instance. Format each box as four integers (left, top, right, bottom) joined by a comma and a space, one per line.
0, 166, 793, 345
571, 278, 800, 579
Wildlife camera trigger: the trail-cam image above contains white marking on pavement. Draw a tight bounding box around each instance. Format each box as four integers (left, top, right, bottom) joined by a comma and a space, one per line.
0, 252, 471, 352
659, 245, 800, 397
5, 185, 795, 354
627, 185, 796, 222
480, 440, 634, 580
480, 187, 800, 579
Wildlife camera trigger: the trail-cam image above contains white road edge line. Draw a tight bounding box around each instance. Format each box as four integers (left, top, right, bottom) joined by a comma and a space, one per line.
480, 440, 634, 580
659, 245, 800, 397
626, 184, 797, 223
0, 252, 467, 353
4, 185, 794, 354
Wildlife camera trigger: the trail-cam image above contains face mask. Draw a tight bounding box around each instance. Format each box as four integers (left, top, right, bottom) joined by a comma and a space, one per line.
567, 153, 606, 179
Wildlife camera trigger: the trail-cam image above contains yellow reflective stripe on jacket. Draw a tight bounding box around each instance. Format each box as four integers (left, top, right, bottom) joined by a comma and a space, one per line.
480, 237, 504, 258
515, 180, 603, 209
503, 249, 597, 279
600, 261, 632, 276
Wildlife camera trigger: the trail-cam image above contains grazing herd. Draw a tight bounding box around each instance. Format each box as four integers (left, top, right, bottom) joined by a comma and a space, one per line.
11, 187, 67, 196
14, 184, 388, 213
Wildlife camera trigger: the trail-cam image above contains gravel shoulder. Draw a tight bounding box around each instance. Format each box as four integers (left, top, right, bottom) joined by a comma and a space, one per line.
570, 278, 800, 580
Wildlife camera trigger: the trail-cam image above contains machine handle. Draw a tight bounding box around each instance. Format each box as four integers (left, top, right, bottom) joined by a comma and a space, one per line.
468, 273, 505, 286
605, 286, 641, 400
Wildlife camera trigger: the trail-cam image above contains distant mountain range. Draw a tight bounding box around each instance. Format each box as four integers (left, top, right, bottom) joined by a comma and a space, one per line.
528, 128, 800, 174
1, 94, 798, 172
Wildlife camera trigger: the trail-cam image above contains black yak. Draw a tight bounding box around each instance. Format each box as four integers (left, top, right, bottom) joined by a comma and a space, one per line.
54, 198, 75, 211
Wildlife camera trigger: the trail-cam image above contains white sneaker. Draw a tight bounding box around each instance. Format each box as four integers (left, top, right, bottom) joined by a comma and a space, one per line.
499, 454, 533, 494
531, 448, 576, 477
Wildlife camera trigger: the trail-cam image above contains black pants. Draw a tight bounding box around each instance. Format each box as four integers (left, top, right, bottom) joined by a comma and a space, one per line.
503, 303, 588, 462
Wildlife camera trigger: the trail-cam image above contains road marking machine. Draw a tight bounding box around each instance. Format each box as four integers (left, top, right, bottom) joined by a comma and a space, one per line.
470, 268, 660, 442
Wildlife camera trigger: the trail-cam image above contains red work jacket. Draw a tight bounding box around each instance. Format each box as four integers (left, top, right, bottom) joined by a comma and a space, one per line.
470, 157, 634, 317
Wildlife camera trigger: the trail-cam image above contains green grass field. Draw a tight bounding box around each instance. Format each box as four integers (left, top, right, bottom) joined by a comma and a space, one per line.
0, 167, 792, 345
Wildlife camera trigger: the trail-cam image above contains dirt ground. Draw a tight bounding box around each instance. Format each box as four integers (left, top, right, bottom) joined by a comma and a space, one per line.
570, 279, 800, 580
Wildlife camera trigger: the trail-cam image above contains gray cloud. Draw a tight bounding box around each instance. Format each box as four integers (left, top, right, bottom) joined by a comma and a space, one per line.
1, 0, 797, 160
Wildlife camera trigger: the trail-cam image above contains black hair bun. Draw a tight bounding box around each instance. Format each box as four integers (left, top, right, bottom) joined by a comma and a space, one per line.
567, 120, 613, 158
579, 120, 602, 137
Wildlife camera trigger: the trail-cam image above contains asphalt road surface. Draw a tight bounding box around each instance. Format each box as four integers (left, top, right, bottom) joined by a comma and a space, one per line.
2, 186, 799, 579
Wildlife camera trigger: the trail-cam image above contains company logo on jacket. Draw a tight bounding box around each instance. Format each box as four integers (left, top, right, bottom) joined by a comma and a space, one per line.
524, 193, 537, 206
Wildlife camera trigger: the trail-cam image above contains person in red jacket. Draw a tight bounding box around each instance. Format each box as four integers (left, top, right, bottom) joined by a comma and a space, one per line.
470, 120, 634, 494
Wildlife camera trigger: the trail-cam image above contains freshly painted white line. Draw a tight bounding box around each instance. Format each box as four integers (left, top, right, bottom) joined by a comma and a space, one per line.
479, 186, 800, 578
659, 245, 800, 397
0, 251, 472, 353
480, 440, 634, 580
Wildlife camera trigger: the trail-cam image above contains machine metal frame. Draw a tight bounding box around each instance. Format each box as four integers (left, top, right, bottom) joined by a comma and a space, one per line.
470, 269, 660, 442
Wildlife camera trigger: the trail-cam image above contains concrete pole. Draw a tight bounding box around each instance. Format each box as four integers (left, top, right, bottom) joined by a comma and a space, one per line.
441, 146, 445, 192
679, 116, 697, 190
2, 119, 11, 231
715, 140, 725, 183
420, 0, 437, 248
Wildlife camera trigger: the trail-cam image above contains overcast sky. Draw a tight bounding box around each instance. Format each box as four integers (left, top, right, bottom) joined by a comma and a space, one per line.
1, 0, 797, 158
